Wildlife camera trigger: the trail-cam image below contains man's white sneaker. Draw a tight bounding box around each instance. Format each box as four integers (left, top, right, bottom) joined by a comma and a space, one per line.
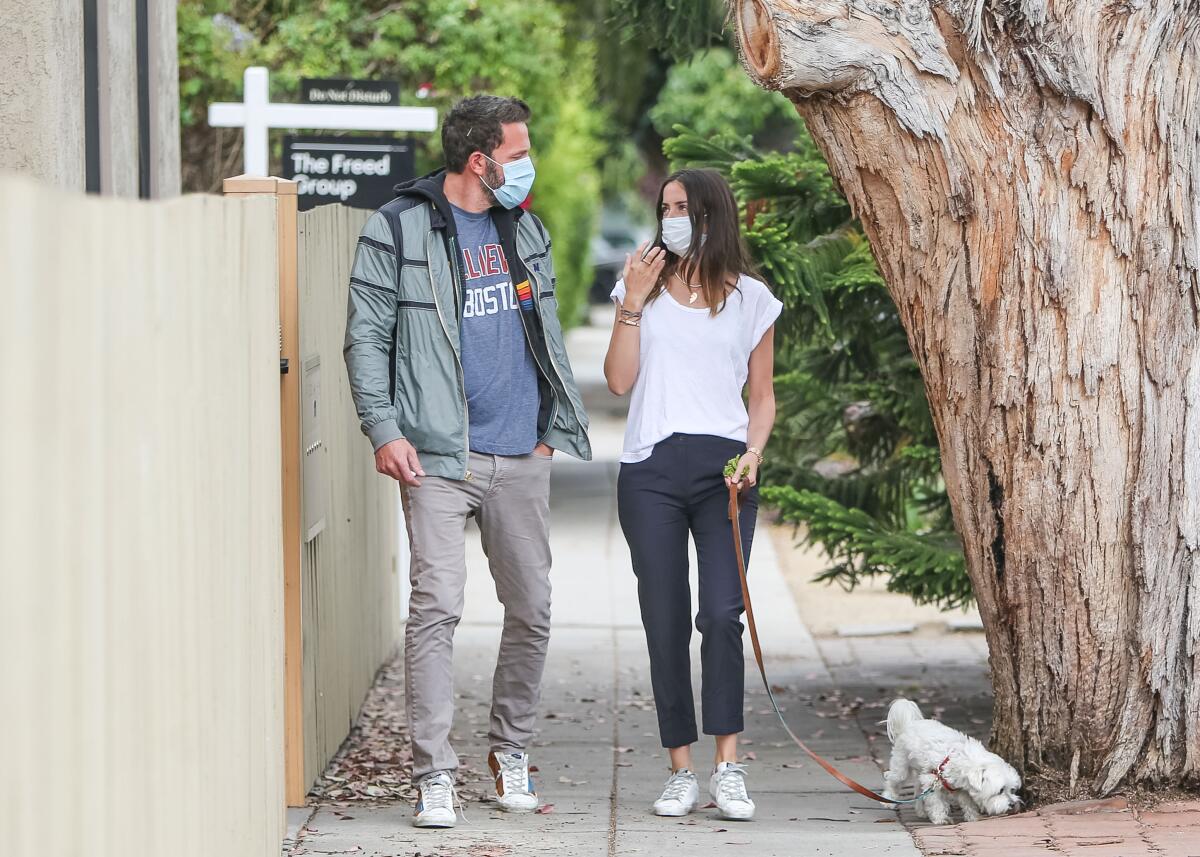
709, 762, 755, 821
412, 771, 458, 828
653, 769, 700, 816
489, 750, 539, 812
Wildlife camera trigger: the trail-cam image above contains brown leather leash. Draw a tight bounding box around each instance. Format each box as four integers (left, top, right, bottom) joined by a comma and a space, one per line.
727, 483, 927, 806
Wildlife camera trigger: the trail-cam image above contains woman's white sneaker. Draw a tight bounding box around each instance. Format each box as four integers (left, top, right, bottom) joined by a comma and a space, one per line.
653, 769, 700, 816
709, 762, 755, 820
489, 750, 540, 812
412, 770, 458, 828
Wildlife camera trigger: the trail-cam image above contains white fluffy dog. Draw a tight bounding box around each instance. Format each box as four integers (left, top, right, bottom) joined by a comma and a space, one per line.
881, 698, 1022, 824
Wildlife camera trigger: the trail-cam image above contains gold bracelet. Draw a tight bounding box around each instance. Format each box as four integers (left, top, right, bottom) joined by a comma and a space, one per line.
618, 317, 641, 328
746, 446, 764, 464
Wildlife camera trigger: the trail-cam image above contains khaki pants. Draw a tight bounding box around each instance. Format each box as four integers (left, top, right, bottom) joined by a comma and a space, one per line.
400, 450, 554, 778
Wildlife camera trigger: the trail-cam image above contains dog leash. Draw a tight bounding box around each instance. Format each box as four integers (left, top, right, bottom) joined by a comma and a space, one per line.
727, 483, 935, 806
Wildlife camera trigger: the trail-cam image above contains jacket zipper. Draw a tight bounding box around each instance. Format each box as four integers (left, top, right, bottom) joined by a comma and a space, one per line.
429, 233, 472, 480
517, 248, 584, 446
448, 234, 465, 318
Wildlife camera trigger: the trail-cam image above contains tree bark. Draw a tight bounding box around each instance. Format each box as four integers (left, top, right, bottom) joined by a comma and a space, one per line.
732, 0, 1199, 795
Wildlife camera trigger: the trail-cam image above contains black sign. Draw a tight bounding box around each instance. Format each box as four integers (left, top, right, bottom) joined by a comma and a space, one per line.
301, 78, 400, 106
282, 136, 416, 211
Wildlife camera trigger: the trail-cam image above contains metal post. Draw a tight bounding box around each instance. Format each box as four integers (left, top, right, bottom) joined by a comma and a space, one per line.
242, 67, 271, 176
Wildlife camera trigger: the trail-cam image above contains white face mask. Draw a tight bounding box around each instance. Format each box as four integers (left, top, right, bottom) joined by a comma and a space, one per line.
660, 215, 697, 256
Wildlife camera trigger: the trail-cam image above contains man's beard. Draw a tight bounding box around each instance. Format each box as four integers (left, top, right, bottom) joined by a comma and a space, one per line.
479, 161, 504, 207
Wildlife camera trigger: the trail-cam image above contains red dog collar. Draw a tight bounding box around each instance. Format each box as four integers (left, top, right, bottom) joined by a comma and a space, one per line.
934, 755, 957, 792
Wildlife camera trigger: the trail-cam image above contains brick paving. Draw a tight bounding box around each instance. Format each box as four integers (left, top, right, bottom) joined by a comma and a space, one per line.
912, 798, 1200, 857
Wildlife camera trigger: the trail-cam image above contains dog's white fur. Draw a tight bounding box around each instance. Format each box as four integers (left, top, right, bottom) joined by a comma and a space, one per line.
881, 698, 1022, 824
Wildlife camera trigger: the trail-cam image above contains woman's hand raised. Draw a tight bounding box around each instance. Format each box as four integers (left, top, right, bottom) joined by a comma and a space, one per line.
621, 242, 666, 309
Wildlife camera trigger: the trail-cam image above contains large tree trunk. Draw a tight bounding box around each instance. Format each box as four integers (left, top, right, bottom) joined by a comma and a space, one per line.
732, 0, 1199, 795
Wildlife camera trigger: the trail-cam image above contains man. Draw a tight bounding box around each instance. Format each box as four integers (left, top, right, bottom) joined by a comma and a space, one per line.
344, 95, 591, 828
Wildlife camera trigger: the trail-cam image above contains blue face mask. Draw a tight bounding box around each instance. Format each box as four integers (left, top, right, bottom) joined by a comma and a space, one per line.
481, 153, 536, 209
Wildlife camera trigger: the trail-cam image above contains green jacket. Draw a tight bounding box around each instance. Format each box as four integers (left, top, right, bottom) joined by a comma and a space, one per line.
343, 171, 592, 479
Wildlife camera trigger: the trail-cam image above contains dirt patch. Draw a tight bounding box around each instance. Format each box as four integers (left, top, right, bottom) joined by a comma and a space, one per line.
1024, 771, 1200, 812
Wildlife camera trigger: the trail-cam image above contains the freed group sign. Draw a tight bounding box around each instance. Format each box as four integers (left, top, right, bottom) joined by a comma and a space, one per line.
284, 136, 415, 211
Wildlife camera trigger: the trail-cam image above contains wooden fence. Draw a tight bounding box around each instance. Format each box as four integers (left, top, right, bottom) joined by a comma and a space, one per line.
0, 175, 286, 857
296, 203, 402, 792
0, 174, 408, 855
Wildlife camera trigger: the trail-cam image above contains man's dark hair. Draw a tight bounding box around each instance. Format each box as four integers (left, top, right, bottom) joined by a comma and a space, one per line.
441, 95, 532, 173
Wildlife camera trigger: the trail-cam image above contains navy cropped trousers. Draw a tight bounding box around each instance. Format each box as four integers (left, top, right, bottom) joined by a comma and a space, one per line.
617, 433, 759, 749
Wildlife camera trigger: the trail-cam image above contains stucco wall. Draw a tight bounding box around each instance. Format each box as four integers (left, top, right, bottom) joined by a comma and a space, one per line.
0, 1, 86, 191
0, 1, 180, 196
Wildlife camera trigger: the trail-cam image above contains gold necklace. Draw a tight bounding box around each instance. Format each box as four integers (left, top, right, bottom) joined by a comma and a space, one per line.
674, 271, 704, 304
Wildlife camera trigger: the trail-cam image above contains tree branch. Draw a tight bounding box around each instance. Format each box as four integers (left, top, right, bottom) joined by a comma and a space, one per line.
731, 0, 960, 139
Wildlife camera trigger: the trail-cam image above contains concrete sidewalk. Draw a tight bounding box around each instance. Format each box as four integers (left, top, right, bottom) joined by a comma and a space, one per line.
287, 319, 922, 856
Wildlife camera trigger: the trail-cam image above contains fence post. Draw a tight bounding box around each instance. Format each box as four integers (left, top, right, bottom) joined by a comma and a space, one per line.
222, 175, 305, 807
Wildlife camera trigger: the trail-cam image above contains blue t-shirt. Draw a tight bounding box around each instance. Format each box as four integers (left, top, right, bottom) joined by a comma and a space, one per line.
451, 204, 540, 455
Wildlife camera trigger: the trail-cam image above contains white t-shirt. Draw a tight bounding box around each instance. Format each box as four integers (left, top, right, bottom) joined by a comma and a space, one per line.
611, 274, 783, 463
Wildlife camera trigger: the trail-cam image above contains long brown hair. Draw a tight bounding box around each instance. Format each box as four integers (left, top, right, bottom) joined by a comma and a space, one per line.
647, 168, 757, 316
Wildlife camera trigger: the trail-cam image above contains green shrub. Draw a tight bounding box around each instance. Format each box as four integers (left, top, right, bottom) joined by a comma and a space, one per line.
530, 46, 604, 329
648, 48, 801, 142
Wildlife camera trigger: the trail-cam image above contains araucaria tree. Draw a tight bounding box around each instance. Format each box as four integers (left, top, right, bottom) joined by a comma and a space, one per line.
732, 0, 1198, 795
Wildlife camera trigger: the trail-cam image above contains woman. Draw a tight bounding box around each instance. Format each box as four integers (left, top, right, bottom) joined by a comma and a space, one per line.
604, 168, 781, 821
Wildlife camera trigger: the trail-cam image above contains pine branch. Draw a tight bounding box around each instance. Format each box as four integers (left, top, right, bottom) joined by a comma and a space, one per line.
607, 0, 728, 59
763, 486, 972, 609
662, 124, 757, 170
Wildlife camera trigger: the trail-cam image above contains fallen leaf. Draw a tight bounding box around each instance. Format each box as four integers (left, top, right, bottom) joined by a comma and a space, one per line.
535, 804, 555, 814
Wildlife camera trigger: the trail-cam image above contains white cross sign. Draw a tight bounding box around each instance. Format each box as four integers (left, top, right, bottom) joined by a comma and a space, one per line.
208, 66, 438, 176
